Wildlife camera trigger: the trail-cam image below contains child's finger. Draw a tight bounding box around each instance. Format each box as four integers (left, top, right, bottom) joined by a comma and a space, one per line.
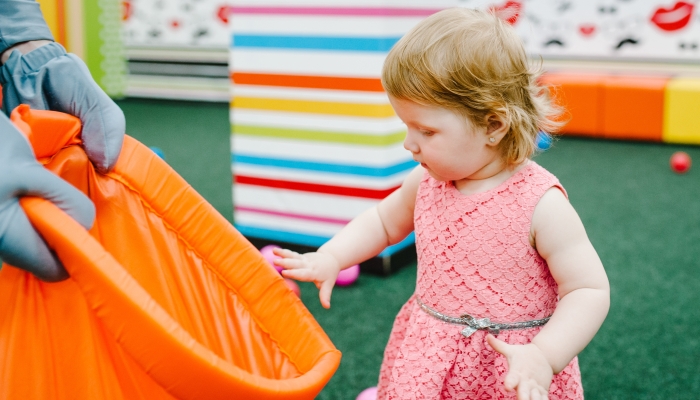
318, 279, 335, 309
503, 371, 519, 392
280, 268, 316, 282
272, 247, 302, 259
273, 257, 305, 270
530, 386, 548, 400
516, 380, 532, 400
486, 334, 511, 357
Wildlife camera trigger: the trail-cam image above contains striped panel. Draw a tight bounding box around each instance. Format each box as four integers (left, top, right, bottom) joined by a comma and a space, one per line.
237, 206, 351, 225
233, 164, 408, 190
230, 7, 442, 16
234, 184, 379, 221
231, 109, 404, 134
232, 72, 384, 92
231, 49, 385, 77
234, 223, 415, 257
236, 175, 398, 199
233, 34, 400, 52
233, 124, 405, 146
230, 5, 426, 252
232, 136, 409, 166
233, 84, 389, 103
233, 97, 395, 117
233, 154, 416, 177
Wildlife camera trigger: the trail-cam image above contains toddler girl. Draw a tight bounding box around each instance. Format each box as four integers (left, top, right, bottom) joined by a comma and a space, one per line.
274, 7, 609, 400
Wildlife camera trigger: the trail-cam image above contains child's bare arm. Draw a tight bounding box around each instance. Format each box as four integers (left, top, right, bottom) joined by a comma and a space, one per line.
530, 187, 610, 373
488, 187, 609, 399
274, 166, 424, 308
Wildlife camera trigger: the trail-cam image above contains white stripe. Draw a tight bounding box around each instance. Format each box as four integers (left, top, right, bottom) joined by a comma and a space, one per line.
230, 49, 385, 77
231, 15, 425, 36
233, 84, 390, 104
235, 211, 344, 237
233, 164, 409, 189
234, 185, 379, 220
232, 136, 411, 165
230, 109, 405, 134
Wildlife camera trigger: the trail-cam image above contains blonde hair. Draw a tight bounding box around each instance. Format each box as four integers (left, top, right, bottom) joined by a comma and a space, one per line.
382, 8, 563, 165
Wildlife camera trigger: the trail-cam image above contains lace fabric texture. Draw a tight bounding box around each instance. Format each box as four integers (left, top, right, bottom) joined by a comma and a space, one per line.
377, 162, 584, 399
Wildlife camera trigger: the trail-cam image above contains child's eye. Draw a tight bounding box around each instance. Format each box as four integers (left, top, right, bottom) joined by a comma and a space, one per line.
420, 130, 434, 136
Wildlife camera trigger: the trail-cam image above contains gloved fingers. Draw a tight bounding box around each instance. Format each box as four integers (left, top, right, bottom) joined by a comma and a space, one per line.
19, 164, 95, 230
48, 54, 125, 173
0, 200, 68, 281
0, 42, 125, 173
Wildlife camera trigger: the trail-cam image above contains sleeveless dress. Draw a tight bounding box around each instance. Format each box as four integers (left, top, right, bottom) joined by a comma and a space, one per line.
377, 161, 584, 399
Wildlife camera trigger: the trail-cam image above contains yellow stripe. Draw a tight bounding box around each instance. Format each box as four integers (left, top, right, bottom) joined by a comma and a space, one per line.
37, 0, 59, 39
233, 97, 395, 118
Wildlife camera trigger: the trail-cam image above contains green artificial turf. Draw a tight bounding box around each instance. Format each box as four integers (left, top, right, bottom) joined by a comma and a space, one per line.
118, 99, 700, 400
115, 98, 233, 224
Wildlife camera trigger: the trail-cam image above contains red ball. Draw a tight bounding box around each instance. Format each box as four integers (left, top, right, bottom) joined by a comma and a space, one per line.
670, 151, 692, 174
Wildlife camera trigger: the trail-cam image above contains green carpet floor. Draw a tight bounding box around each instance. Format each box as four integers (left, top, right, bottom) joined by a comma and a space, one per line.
117, 98, 700, 399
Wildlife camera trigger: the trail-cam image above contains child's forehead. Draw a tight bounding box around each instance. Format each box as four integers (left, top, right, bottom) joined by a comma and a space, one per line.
390, 97, 467, 125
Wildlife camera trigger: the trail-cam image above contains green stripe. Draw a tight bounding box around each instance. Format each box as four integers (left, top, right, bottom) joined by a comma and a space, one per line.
83, 0, 125, 97
231, 124, 406, 146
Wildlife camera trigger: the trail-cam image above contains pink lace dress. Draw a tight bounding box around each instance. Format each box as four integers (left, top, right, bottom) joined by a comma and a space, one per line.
377, 161, 584, 399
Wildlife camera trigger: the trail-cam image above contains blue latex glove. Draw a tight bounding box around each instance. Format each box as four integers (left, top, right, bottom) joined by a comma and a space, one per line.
0, 42, 125, 173
0, 113, 95, 281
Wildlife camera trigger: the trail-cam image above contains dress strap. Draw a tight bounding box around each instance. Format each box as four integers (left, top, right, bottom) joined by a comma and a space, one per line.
416, 297, 551, 338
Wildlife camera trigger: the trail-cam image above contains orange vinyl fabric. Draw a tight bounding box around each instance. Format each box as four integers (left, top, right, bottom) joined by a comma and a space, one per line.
0, 105, 340, 400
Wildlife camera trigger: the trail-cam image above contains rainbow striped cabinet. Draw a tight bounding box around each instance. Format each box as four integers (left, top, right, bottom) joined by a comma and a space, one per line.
229, 2, 457, 271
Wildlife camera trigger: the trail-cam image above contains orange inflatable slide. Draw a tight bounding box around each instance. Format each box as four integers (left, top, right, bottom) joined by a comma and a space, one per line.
0, 106, 341, 399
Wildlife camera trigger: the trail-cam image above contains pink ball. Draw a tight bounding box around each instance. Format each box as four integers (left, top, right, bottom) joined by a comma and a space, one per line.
336, 264, 360, 286
356, 386, 377, 400
284, 278, 301, 297
260, 244, 283, 273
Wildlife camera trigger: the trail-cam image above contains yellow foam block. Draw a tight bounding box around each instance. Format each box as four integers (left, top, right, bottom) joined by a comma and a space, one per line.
663, 78, 700, 144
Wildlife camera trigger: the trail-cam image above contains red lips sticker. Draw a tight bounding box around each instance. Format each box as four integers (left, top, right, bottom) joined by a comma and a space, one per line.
650, 1, 695, 32
217, 5, 231, 24
579, 24, 596, 37
490, 1, 522, 25
122, 1, 132, 21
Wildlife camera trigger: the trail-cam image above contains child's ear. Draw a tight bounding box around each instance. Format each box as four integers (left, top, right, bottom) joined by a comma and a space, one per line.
485, 114, 509, 145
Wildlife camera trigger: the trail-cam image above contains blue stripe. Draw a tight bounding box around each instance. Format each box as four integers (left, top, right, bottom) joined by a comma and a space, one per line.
233, 154, 417, 177
233, 34, 400, 52
235, 224, 415, 257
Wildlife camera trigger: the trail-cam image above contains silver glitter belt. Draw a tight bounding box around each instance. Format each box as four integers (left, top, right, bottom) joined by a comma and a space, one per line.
416, 297, 551, 338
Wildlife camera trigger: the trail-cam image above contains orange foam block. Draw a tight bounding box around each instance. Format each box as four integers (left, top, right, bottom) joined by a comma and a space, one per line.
601, 75, 668, 141
540, 73, 605, 137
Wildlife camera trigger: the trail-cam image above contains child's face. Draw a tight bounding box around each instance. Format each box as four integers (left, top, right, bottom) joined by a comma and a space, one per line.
389, 96, 503, 183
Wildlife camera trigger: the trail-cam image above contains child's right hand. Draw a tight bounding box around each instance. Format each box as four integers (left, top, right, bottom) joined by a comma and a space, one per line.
272, 248, 341, 309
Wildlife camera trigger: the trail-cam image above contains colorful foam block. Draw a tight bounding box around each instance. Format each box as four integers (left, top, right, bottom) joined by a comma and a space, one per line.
663, 77, 700, 145
540, 73, 605, 137
601, 75, 668, 142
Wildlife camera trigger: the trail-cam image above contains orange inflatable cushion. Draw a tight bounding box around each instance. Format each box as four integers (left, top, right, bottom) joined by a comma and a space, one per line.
0, 106, 340, 399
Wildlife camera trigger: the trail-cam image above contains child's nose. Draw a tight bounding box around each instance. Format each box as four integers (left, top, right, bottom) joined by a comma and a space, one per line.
403, 132, 419, 154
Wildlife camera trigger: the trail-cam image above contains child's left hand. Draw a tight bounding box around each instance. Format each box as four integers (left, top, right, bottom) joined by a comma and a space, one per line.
486, 334, 553, 400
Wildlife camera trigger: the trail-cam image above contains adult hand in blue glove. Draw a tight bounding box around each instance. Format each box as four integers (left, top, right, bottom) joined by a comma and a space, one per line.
0, 113, 95, 281
0, 41, 125, 173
